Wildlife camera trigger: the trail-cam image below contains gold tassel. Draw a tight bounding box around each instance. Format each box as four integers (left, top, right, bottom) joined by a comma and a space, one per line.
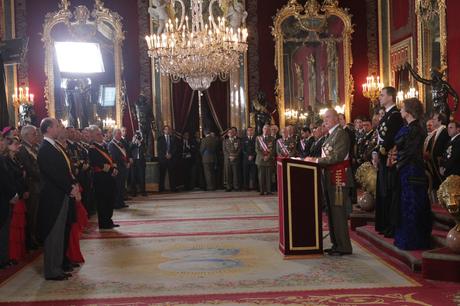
335, 185, 343, 206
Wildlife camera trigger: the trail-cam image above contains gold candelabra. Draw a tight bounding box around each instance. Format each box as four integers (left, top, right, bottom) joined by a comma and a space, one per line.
362, 75, 384, 114
12, 86, 34, 107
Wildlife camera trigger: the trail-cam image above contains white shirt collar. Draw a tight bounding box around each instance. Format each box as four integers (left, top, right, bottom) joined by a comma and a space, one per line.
385, 104, 396, 113
44, 136, 56, 146
328, 124, 340, 135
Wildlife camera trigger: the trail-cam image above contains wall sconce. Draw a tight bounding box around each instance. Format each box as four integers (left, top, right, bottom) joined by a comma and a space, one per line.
102, 117, 116, 129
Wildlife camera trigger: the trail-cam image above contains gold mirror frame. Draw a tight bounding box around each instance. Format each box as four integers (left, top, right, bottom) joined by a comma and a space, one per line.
42, 0, 125, 126
273, 0, 354, 127
415, 0, 447, 107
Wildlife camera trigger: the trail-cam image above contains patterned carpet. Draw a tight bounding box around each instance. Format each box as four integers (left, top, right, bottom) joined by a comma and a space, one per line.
0, 191, 459, 305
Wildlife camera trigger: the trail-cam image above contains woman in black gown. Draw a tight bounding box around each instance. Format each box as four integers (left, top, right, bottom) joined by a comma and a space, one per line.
393, 98, 432, 250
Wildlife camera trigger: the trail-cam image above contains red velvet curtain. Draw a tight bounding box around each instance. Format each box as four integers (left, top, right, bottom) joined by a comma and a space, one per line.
172, 79, 229, 135
172, 80, 194, 133
205, 79, 229, 131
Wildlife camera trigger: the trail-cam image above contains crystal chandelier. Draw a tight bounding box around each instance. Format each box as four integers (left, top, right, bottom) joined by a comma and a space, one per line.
145, 0, 248, 91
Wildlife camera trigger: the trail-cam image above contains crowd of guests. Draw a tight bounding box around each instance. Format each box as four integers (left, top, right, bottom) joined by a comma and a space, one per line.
1, 87, 459, 278
0, 118, 146, 280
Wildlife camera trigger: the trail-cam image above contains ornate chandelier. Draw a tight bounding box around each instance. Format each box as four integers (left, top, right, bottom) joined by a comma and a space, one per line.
145, 0, 248, 91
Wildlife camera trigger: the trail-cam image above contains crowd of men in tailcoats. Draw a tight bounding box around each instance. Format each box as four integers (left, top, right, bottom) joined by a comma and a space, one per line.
0, 118, 148, 280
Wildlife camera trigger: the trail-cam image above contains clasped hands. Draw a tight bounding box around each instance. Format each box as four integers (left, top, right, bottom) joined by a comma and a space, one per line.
70, 184, 82, 201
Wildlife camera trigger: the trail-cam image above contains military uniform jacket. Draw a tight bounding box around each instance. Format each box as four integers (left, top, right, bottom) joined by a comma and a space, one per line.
108, 139, 129, 170
223, 137, 241, 162
376, 105, 403, 156
200, 135, 219, 164
425, 126, 450, 181
16, 142, 41, 193
89, 143, 116, 175
276, 137, 297, 157
255, 135, 275, 166
317, 126, 354, 188
357, 129, 377, 163
442, 134, 460, 176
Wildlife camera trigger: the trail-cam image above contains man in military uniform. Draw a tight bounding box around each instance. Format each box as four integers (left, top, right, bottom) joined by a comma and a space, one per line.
242, 127, 257, 190
181, 132, 195, 190
201, 130, 219, 191
356, 119, 376, 164
297, 127, 314, 158
440, 121, 460, 177
223, 128, 241, 191
374, 86, 404, 237
16, 125, 41, 249
77, 128, 95, 215
157, 125, 178, 192
276, 127, 297, 158
305, 109, 353, 256
256, 124, 275, 195
108, 128, 129, 209
129, 131, 147, 196
88, 125, 119, 230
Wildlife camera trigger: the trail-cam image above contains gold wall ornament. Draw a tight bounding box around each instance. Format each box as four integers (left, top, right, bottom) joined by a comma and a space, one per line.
415, 0, 447, 111
437, 175, 460, 253
272, 0, 353, 128
42, 0, 125, 126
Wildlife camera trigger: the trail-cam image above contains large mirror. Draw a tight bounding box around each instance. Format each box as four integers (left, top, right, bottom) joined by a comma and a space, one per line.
273, 0, 353, 127
42, 0, 125, 128
415, 0, 447, 113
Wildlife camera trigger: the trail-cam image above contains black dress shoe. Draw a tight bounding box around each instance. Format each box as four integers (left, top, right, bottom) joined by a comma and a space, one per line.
63, 266, 74, 272
71, 263, 80, 268
323, 248, 336, 254
141, 192, 148, 196
328, 251, 352, 256
259, 192, 265, 195
111, 224, 120, 228
225, 189, 232, 192
266, 192, 273, 195
46, 275, 68, 281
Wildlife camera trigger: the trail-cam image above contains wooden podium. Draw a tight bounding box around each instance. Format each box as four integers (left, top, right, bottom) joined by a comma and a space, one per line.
277, 157, 322, 256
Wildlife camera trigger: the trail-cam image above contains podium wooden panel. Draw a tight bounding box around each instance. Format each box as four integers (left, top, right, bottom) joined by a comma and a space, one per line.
277, 157, 322, 256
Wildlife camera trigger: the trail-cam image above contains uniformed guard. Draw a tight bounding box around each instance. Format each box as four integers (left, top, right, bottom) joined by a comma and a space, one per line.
276, 127, 297, 158
88, 125, 118, 230
223, 128, 241, 191
440, 121, 460, 177
242, 127, 257, 190
256, 124, 275, 195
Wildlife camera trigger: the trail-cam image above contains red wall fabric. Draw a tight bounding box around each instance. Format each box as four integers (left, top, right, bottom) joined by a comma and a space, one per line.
341, 0, 373, 120
391, 0, 409, 30
447, 0, 460, 121
26, 0, 140, 127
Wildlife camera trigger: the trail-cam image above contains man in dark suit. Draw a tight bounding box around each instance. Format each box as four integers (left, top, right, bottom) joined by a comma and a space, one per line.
37, 118, 80, 280
88, 125, 118, 229
242, 127, 257, 190
180, 132, 195, 190
108, 128, 129, 209
305, 109, 353, 256
440, 121, 460, 177
374, 86, 404, 237
297, 127, 314, 158
16, 125, 41, 249
157, 125, 178, 192
309, 125, 327, 158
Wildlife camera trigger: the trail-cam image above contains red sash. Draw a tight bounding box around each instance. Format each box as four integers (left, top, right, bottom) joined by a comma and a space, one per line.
327, 160, 350, 186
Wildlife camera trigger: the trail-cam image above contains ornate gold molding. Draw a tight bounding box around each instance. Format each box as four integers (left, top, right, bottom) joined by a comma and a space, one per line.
42, 0, 125, 126
272, 0, 354, 126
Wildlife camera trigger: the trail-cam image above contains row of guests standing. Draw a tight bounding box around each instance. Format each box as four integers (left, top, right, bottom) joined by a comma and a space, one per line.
373, 86, 460, 251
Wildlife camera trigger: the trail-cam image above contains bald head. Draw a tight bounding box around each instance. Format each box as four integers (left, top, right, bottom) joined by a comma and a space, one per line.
323, 109, 339, 130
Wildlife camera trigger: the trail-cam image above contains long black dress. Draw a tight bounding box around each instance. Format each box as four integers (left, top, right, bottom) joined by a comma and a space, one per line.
394, 120, 432, 250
